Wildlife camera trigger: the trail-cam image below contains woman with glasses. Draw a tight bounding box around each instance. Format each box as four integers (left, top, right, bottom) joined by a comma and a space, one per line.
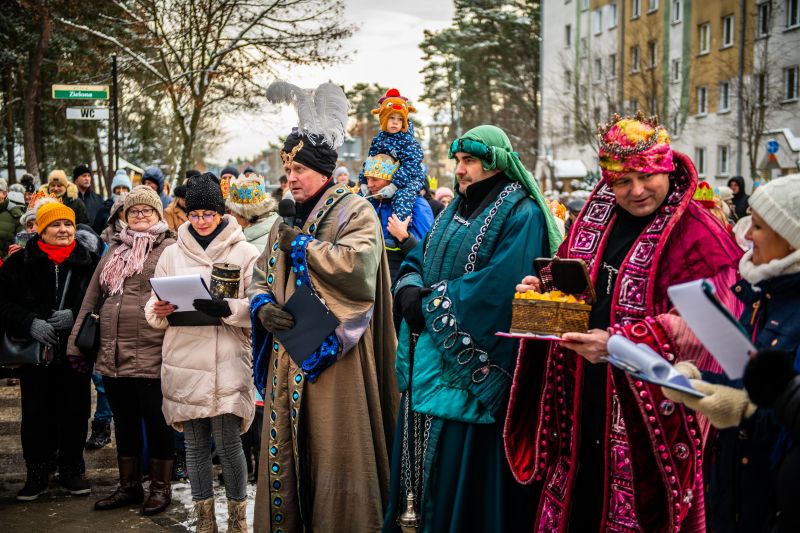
67, 186, 177, 515
145, 173, 259, 533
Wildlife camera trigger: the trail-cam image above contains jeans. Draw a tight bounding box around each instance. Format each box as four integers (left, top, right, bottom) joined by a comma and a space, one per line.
92, 372, 113, 424
103, 376, 174, 460
184, 414, 247, 501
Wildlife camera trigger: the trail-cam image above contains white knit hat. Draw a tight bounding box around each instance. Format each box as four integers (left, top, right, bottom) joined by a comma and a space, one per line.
748, 173, 800, 249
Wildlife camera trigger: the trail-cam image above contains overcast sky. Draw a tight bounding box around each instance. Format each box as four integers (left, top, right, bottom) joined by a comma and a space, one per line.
210, 0, 454, 165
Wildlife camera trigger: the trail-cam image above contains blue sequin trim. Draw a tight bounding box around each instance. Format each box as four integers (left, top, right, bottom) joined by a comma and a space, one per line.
250, 292, 277, 395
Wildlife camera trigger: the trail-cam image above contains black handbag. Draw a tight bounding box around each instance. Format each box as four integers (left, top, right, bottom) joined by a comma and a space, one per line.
0, 269, 72, 368
75, 294, 105, 357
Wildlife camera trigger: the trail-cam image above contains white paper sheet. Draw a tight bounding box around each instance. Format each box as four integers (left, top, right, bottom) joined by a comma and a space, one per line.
667, 279, 755, 379
149, 275, 212, 312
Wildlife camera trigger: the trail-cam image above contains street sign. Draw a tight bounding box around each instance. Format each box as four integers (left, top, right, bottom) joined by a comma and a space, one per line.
52, 84, 109, 100
767, 139, 780, 154
66, 107, 110, 121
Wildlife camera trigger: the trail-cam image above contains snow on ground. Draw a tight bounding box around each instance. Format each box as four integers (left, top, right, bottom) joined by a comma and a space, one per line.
173, 478, 257, 532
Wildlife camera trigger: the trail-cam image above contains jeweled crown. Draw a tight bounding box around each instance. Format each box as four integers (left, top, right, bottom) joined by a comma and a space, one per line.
363, 156, 399, 181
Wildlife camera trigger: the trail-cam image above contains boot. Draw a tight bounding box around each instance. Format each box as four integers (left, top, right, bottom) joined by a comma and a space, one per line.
193, 497, 218, 533
85, 420, 112, 450
95, 456, 144, 510
16, 463, 50, 501
58, 465, 91, 495
142, 458, 173, 516
227, 499, 248, 533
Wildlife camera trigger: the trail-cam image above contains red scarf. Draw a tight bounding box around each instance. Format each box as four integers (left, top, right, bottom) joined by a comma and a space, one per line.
37, 240, 76, 265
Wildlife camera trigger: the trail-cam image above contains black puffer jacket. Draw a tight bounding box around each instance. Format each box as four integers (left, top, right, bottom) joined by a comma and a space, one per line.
0, 234, 99, 363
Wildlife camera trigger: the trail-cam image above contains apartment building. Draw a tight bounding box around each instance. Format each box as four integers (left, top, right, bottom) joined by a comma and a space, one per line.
539, 0, 800, 190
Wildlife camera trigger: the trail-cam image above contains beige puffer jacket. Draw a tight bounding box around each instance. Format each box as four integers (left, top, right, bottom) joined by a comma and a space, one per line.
145, 216, 260, 433
67, 232, 175, 379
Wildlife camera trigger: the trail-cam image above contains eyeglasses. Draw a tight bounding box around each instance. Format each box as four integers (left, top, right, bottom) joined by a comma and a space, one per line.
448, 138, 493, 163
189, 212, 218, 222
128, 207, 156, 218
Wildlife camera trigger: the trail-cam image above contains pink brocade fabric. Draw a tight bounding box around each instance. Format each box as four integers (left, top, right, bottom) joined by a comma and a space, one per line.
504, 152, 743, 533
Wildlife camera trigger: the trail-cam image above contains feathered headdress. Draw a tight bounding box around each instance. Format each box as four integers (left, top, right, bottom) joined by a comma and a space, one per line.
267, 81, 348, 150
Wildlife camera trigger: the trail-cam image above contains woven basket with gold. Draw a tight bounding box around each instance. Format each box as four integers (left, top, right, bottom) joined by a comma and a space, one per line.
510, 258, 595, 337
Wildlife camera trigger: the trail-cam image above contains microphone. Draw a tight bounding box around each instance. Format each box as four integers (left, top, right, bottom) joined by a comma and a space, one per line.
278, 199, 296, 227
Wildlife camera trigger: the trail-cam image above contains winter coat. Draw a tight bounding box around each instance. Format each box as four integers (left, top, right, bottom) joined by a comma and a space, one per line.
99, 200, 126, 245
705, 264, 800, 533
77, 188, 105, 225
92, 197, 113, 235
0, 234, 99, 364
728, 176, 750, 220
0, 199, 24, 258
145, 215, 259, 432
242, 213, 279, 253
38, 183, 90, 225
67, 232, 175, 379
373, 195, 433, 280
163, 199, 188, 232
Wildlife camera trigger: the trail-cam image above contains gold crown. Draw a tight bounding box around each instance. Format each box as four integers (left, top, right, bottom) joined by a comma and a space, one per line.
229, 178, 267, 205
363, 156, 399, 181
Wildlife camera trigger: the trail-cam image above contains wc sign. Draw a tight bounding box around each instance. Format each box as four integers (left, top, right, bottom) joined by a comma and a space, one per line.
66, 107, 110, 121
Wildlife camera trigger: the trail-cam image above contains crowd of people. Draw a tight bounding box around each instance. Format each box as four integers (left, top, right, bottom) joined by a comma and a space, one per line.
0, 81, 798, 533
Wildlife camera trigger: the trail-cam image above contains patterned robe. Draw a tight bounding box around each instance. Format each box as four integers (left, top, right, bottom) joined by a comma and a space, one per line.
504, 152, 744, 533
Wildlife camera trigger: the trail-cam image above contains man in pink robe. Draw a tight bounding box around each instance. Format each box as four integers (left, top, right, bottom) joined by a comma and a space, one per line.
504, 114, 743, 532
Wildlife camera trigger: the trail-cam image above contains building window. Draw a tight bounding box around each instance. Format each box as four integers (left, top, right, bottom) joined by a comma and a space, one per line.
581, 0, 589, 10
609, 53, 617, 78
671, 114, 680, 135
564, 115, 572, 136
565, 24, 572, 47
785, 66, 799, 101
718, 146, 730, 176
757, 2, 771, 37
628, 99, 639, 114
672, 0, 682, 22
697, 86, 708, 115
632, 0, 641, 18
696, 147, 707, 176
565, 69, 572, 90
580, 37, 588, 58
631, 45, 640, 72
757, 72, 768, 104
671, 58, 681, 82
722, 15, 734, 48
593, 9, 603, 34
719, 81, 731, 112
789, 0, 800, 28
594, 58, 603, 82
648, 0, 659, 13
609, 2, 618, 28
648, 40, 658, 68
648, 96, 658, 114
698, 23, 710, 54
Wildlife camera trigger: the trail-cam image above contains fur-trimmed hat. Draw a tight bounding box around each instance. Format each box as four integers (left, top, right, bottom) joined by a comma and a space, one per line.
225, 174, 276, 221
46, 170, 79, 199
372, 88, 416, 133
124, 185, 164, 220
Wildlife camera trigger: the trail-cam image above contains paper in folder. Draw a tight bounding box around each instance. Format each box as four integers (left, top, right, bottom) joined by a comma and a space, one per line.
667, 279, 754, 379
149, 275, 221, 327
606, 336, 705, 397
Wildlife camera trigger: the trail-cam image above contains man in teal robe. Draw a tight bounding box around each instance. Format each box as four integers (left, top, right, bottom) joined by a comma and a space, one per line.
383, 125, 561, 532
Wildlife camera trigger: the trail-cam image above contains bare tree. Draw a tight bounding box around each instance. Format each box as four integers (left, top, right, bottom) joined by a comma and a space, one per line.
57, 0, 353, 178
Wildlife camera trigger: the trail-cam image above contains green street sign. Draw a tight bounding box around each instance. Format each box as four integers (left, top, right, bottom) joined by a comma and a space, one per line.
52, 84, 109, 100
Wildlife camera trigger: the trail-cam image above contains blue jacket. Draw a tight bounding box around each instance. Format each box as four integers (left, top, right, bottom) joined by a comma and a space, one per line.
372, 196, 433, 281
142, 166, 171, 209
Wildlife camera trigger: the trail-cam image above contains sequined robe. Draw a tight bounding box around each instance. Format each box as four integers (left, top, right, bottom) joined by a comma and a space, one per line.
504, 152, 744, 533
249, 185, 399, 533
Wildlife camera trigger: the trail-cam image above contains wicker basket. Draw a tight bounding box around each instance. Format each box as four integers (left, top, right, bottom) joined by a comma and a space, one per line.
509, 257, 594, 336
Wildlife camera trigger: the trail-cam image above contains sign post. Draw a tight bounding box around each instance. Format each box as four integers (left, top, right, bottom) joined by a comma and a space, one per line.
52, 84, 110, 100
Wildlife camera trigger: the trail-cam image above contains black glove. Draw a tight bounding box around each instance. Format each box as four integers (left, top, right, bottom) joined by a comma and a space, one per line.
394, 286, 432, 334
47, 309, 75, 331
257, 302, 295, 331
277, 223, 303, 253
743, 349, 796, 408
30, 318, 58, 345
193, 299, 232, 318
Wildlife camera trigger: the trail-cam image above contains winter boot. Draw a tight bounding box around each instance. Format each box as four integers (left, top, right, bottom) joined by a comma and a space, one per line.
85, 420, 112, 450
227, 499, 248, 533
142, 458, 173, 516
16, 463, 50, 501
58, 465, 91, 495
193, 497, 218, 533
95, 456, 144, 510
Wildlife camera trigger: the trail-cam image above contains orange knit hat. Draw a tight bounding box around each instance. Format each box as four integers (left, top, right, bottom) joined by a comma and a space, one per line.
371, 88, 416, 132
36, 201, 75, 234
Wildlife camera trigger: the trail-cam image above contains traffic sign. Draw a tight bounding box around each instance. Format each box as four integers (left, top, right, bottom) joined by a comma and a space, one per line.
767, 139, 780, 154
52, 84, 109, 100
66, 107, 110, 121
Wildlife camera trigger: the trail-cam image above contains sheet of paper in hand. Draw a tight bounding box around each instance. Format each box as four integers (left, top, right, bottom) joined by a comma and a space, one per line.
274, 284, 340, 366
149, 275, 220, 327
667, 279, 755, 379
606, 335, 706, 398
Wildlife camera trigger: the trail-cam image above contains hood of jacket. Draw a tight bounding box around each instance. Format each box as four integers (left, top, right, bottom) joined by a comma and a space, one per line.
727, 176, 747, 198
142, 166, 165, 194
39, 182, 79, 200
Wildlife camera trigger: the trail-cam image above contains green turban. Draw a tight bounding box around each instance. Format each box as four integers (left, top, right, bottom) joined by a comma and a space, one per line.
449, 125, 561, 254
